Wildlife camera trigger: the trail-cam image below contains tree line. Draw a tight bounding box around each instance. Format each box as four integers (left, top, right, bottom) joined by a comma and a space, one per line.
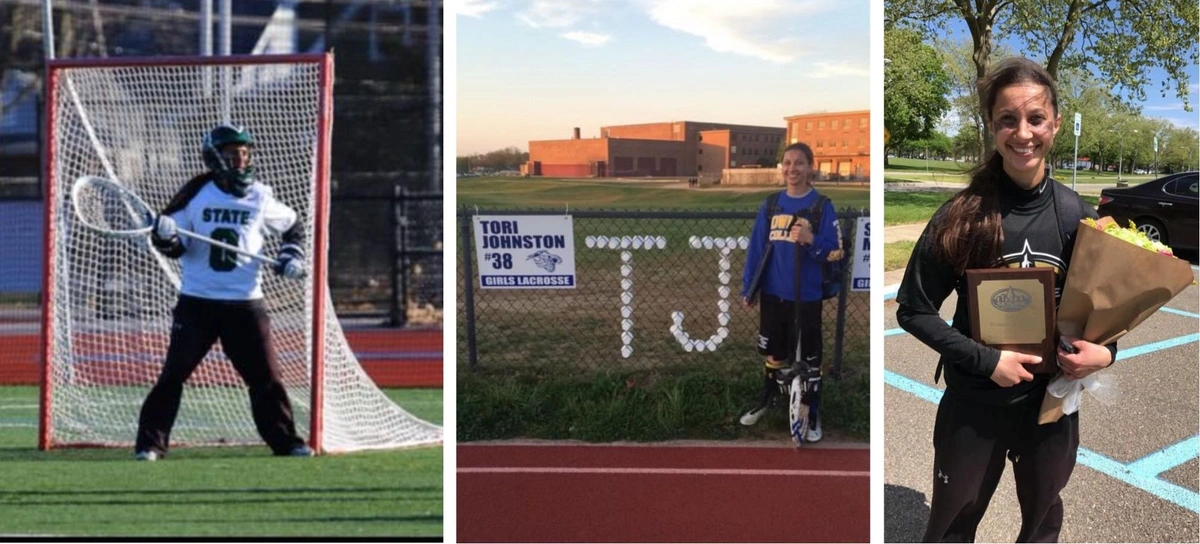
884, 0, 1198, 174
457, 146, 528, 174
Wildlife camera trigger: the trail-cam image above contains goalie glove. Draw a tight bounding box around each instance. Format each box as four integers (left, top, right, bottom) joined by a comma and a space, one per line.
152, 214, 177, 240
150, 214, 184, 258
273, 243, 307, 280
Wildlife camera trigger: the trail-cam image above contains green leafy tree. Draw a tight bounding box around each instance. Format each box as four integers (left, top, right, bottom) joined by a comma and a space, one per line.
951, 124, 981, 162
884, 27, 952, 166
1158, 126, 1199, 173
887, 0, 1199, 151
931, 37, 1014, 163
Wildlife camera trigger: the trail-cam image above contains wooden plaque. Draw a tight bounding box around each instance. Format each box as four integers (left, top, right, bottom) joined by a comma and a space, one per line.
966, 267, 1057, 374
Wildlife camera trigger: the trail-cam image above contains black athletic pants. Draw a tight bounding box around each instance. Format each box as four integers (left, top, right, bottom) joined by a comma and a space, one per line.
923, 390, 1079, 543
135, 295, 305, 456
757, 295, 823, 368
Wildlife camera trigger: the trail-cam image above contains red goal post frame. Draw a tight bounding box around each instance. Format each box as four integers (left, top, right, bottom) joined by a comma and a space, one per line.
37, 53, 335, 453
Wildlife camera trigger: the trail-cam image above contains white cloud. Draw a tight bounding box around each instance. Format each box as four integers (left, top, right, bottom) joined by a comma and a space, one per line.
641, 0, 832, 64
561, 31, 612, 47
517, 0, 604, 28
457, 0, 503, 18
811, 61, 869, 79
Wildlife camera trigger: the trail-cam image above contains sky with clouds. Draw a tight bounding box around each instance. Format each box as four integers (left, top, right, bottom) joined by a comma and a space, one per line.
928, 20, 1199, 135
455, 0, 871, 154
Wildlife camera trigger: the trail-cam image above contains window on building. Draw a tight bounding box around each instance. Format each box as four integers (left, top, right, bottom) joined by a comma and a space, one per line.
830, 140, 836, 148
843, 140, 848, 148
731, 160, 737, 167
816, 141, 823, 148
859, 118, 867, 128
831, 120, 839, 129
858, 138, 865, 148
845, 119, 852, 129
698, 148, 703, 154
731, 145, 737, 154
805, 121, 813, 130
818, 121, 825, 129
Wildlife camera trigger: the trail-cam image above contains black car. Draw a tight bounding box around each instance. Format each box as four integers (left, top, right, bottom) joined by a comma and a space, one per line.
1097, 171, 1199, 252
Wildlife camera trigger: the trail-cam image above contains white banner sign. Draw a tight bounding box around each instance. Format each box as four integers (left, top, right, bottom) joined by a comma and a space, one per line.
474, 215, 577, 289
851, 217, 870, 291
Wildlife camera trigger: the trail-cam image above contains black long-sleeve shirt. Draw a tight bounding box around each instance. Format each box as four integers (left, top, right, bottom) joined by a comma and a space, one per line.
897, 173, 1117, 406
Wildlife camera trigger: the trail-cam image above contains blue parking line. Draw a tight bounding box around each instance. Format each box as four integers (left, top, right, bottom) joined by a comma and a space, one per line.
1126, 436, 1200, 478
1076, 448, 1199, 513
885, 370, 1200, 513
1116, 334, 1200, 361
885, 323, 1198, 357
885, 370, 943, 404
1160, 307, 1200, 319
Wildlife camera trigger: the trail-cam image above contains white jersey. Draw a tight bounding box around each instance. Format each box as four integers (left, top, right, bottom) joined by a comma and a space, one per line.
169, 180, 298, 300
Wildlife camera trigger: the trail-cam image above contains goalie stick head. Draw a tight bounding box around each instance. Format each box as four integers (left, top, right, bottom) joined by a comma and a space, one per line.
202, 124, 257, 197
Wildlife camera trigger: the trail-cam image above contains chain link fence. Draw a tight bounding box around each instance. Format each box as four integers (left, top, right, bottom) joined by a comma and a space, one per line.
331, 178, 442, 325
457, 208, 869, 380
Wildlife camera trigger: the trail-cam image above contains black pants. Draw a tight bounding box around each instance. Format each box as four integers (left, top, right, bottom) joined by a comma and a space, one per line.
757, 294, 823, 368
135, 295, 305, 456
923, 391, 1079, 543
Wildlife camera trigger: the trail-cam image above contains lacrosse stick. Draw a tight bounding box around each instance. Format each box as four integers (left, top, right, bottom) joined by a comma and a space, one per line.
70, 175, 279, 266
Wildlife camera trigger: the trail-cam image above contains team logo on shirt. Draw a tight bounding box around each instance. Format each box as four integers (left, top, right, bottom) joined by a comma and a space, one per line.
202, 207, 253, 225
1000, 239, 1066, 300
769, 214, 812, 242
1000, 239, 1064, 271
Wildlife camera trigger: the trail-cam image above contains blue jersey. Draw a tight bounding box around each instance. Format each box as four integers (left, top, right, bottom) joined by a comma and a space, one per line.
741, 190, 839, 303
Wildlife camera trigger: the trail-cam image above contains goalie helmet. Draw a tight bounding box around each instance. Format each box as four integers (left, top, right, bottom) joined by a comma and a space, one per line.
202, 124, 256, 196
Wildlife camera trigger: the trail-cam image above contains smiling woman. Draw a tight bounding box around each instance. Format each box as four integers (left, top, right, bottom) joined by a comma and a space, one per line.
894, 57, 1118, 542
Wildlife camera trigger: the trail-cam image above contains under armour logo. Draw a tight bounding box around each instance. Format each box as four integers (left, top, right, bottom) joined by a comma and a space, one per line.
937, 469, 949, 484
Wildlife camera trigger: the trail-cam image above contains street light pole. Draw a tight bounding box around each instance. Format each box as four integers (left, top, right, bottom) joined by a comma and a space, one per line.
1153, 132, 1160, 175
1117, 133, 1124, 182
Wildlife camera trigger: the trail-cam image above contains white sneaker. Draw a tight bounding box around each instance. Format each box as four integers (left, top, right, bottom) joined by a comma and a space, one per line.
134, 450, 159, 461
739, 406, 768, 426
805, 417, 823, 443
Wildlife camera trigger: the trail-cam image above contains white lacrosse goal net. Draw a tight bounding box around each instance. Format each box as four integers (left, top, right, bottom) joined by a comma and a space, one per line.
41, 53, 441, 453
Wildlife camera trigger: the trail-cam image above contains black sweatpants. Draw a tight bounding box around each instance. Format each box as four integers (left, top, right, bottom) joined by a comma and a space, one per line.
757, 294, 823, 368
923, 390, 1079, 543
135, 295, 305, 456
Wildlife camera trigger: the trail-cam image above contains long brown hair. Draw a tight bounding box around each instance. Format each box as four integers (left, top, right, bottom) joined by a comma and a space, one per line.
931, 58, 1059, 274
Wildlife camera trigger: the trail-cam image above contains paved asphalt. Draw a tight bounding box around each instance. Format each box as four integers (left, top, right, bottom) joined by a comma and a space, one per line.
882, 269, 1200, 542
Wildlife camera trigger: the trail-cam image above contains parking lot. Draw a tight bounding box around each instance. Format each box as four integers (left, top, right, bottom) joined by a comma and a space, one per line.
883, 273, 1199, 542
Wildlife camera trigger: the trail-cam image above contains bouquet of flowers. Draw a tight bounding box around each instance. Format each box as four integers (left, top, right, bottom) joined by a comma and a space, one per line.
1083, 217, 1175, 256
1040, 216, 1196, 424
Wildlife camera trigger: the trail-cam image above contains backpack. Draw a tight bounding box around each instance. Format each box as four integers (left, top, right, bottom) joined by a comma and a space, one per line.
765, 191, 846, 300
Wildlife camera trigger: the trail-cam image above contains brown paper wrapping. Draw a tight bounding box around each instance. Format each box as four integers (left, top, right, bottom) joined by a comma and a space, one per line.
1039, 217, 1196, 424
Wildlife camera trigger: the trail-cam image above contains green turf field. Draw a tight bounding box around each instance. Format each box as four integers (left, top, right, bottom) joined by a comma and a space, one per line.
456, 176, 871, 210
0, 387, 442, 537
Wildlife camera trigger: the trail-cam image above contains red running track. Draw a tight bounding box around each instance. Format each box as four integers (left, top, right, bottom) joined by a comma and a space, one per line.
0, 328, 441, 387
458, 443, 870, 543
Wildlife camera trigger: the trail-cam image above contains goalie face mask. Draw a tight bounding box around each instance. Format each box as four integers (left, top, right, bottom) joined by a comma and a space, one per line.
202, 124, 257, 196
